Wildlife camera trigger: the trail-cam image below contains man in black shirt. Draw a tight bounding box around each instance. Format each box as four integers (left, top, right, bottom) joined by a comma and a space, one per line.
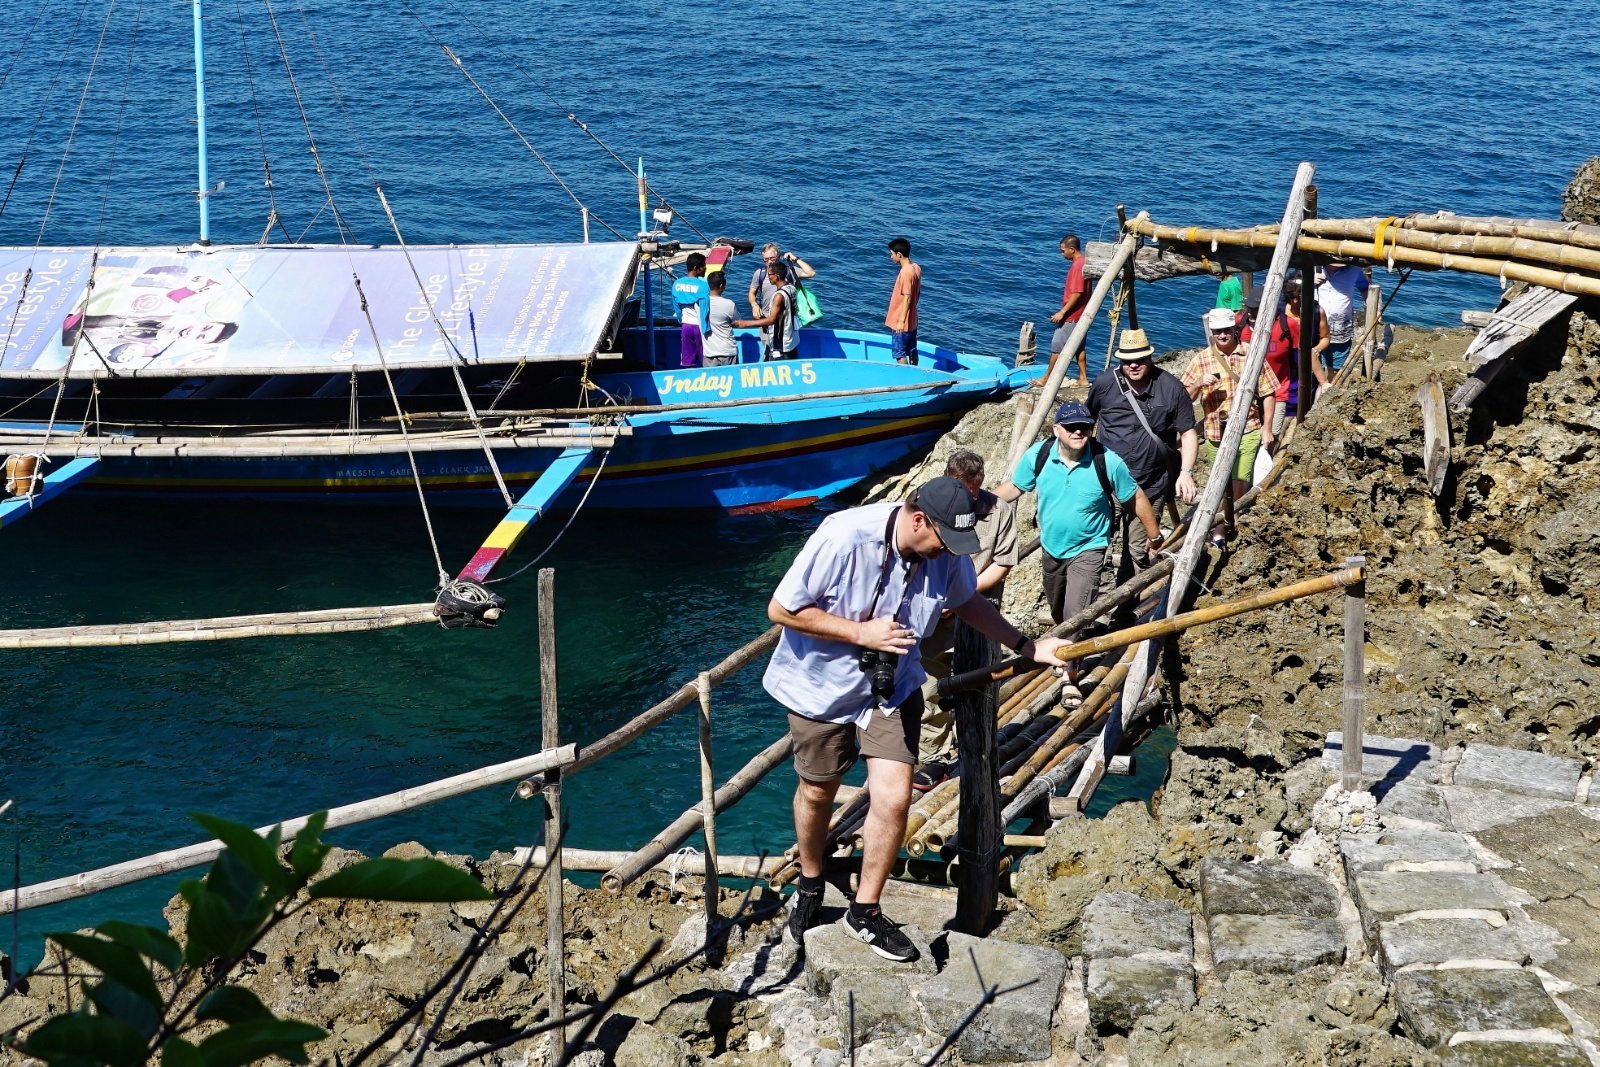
1086, 328, 1200, 591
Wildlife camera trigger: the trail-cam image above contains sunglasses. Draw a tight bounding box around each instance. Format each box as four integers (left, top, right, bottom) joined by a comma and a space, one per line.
1061, 424, 1093, 434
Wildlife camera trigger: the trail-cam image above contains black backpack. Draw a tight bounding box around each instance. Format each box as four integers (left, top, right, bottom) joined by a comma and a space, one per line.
1033, 437, 1117, 505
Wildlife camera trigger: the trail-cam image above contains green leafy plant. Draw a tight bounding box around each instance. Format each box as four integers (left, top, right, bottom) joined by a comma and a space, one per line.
7, 812, 491, 1067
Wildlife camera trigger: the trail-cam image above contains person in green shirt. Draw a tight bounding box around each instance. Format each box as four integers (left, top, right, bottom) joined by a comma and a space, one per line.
1216, 268, 1253, 311
994, 400, 1160, 694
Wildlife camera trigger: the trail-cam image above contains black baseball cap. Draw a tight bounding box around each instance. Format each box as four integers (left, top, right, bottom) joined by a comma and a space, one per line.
909, 476, 981, 555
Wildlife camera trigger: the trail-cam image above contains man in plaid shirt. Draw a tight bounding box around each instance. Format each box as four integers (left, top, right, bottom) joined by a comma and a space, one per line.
1181, 308, 1279, 505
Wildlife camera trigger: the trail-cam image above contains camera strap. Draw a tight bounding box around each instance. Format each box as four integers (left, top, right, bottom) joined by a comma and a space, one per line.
867, 506, 919, 625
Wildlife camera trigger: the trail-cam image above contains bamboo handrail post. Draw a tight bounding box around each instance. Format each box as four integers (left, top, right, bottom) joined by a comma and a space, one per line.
4, 743, 577, 915
1341, 556, 1367, 793
603, 735, 792, 894
1165, 163, 1315, 630
1116, 204, 1140, 330
695, 672, 721, 926
537, 569, 565, 1060
518, 626, 781, 797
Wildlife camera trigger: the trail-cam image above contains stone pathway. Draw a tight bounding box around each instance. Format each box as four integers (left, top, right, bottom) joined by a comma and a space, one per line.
1066, 734, 1600, 1066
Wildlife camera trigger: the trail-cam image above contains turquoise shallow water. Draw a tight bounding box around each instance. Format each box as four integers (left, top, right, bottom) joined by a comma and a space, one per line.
3, 0, 1598, 965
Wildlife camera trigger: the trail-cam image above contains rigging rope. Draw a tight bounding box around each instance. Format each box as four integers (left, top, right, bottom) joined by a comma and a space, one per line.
429, 39, 626, 241
432, 0, 712, 243
233, 0, 291, 242
0, 1, 52, 93
352, 273, 449, 585
261, 0, 357, 242
93, 0, 143, 246
0, 0, 100, 225
32, 0, 120, 249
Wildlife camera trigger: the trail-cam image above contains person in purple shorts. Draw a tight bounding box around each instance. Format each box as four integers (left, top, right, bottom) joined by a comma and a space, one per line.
672, 252, 711, 368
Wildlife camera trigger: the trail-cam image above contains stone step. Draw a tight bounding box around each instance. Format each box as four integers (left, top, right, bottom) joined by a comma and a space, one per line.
802, 921, 937, 997
1340, 828, 1481, 885
1086, 957, 1196, 1031
1323, 732, 1442, 786
1199, 856, 1340, 921
1438, 1042, 1591, 1067
1454, 744, 1583, 802
1377, 781, 1453, 829
1376, 918, 1533, 978
920, 931, 1067, 1063
1082, 892, 1193, 961
1391, 967, 1571, 1050
1207, 913, 1346, 977
1351, 870, 1510, 940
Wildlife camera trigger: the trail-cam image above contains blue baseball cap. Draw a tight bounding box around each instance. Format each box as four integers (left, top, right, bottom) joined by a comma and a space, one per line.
1054, 399, 1094, 427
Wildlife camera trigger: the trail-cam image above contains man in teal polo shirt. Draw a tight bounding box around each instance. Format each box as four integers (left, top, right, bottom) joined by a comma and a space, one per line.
995, 400, 1160, 689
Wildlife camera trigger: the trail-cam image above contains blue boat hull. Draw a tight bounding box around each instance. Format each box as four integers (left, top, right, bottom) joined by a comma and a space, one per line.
17, 329, 1031, 511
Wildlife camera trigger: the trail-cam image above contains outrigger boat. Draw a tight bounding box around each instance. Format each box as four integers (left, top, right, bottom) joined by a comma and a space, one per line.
0, 2, 1033, 594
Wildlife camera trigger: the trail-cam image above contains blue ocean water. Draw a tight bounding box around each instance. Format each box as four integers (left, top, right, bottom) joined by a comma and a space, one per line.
2, 0, 1597, 964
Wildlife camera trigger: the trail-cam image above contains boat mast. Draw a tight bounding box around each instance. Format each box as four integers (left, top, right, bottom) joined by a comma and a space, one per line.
193, 0, 212, 245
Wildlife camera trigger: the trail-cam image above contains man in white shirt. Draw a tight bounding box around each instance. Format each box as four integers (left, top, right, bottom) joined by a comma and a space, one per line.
765, 477, 1068, 961
703, 271, 740, 366
1316, 261, 1371, 375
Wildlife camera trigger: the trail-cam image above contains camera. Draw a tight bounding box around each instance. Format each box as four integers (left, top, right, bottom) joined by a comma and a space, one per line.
857, 647, 898, 700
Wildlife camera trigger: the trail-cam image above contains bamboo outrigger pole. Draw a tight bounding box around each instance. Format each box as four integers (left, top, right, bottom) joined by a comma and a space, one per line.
1163, 162, 1315, 623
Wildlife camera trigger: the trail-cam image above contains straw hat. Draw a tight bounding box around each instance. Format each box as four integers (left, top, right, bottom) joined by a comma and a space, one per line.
1115, 328, 1156, 361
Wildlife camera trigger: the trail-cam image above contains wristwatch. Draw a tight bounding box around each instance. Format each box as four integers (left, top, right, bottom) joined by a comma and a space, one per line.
1008, 633, 1031, 654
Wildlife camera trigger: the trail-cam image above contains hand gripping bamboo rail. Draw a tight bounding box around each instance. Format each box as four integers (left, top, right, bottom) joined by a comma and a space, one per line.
517, 626, 781, 797
0, 603, 442, 648
602, 735, 793, 894
2, 744, 577, 915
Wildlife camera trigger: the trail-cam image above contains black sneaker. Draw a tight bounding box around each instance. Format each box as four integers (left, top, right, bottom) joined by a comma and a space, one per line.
844, 907, 918, 962
911, 760, 948, 792
784, 887, 824, 948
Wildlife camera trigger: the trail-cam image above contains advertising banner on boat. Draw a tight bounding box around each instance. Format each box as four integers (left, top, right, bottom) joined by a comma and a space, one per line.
0, 241, 638, 378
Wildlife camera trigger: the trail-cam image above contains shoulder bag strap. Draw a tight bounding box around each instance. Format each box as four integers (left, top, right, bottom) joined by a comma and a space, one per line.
1113, 369, 1176, 459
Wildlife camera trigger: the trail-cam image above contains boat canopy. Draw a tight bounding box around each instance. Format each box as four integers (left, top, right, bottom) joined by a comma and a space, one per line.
0, 241, 639, 380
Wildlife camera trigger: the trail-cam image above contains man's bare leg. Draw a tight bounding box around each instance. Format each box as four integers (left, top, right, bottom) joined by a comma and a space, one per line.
794, 776, 841, 878
856, 757, 913, 904
1074, 348, 1089, 387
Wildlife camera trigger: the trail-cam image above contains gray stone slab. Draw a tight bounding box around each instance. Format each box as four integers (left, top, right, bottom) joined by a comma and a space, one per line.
918, 931, 1066, 1063
1206, 913, 1346, 977
803, 921, 936, 996
1377, 781, 1454, 828
1439, 1043, 1592, 1067
1324, 731, 1441, 784
1444, 787, 1578, 833
1353, 871, 1509, 937
1085, 956, 1195, 1031
1341, 828, 1480, 877
1376, 918, 1531, 976
1199, 857, 1340, 920
1455, 744, 1583, 801
1394, 967, 1571, 1049
830, 971, 929, 1046
1082, 892, 1194, 960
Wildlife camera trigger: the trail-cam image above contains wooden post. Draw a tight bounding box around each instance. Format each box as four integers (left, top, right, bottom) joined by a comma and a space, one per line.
695, 671, 721, 927
1015, 321, 1037, 367
952, 619, 1000, 935
1362, 281, 1381, 378
1116, 204, 1139, 330
537, 569, 565, 1059
1341, 555, 1366, 793
1164, 164, 1316, 625
1297, 185, 1318, 425
1006, 389, 1036, 465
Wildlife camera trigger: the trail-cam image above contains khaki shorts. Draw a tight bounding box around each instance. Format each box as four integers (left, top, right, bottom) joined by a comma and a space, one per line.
787, 690, 924, 783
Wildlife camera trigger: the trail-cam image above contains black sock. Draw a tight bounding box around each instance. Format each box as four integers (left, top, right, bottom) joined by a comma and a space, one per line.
850, 899, 879, 921
798, 873, 825, 896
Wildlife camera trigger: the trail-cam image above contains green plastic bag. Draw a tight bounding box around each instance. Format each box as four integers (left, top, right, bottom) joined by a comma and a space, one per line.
793, 278, 823, 325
